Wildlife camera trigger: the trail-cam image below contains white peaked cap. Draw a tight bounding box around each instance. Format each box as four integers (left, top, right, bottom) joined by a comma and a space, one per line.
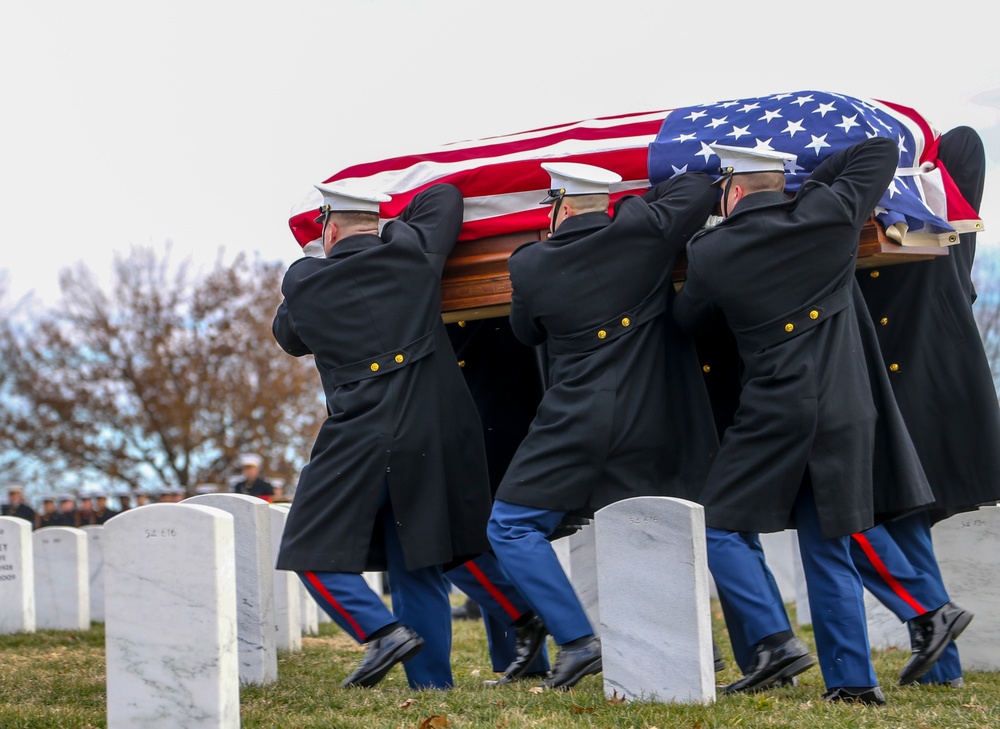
710, 144, 796, 179
540, 162, 622, 203
239, 453, 263, 468
313, 182, 391, 222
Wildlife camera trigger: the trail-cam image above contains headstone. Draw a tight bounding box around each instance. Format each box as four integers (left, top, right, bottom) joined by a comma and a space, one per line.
33, 526, 89, 630
269, 504, 302, 652
759, 530, 801, 604
792, 540, 812, 626
0, 516, 35, 634
81, 525, 105, 622
104, 503, 239, 729
553, 522, 601, 638
186, 493, 279, 685
595, 497, 714, 704
864, 588, 909, 650
363, 571, 384, 596
300, 581, 319, 636
932, 505, 1000, 671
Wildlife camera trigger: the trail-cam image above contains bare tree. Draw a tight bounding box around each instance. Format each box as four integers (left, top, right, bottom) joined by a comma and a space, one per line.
0, 246, 324, 496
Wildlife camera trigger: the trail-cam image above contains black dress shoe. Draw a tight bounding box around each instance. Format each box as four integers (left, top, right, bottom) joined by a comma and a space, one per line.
342, 625, 425, 688
541, 636, 602, 690
713, 641, 726, 672
899, 602, 974, 686
823, 686, 886, 705
452, 599, 481, 621
723, 636, 816, 694
483, 670, 550, 686
501, 613, 548, 680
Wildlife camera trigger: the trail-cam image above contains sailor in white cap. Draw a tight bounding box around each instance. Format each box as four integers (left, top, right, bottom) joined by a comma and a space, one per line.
710, 143, 797, 217
673, 137, 930, 704
539, 162, 622, 236
488, 159, 719, 689
2, 482, 36, 525
273, 178, 494, 690
232, 453, 274, 501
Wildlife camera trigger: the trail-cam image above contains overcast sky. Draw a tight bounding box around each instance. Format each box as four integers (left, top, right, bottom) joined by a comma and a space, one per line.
3, 0, 999, 307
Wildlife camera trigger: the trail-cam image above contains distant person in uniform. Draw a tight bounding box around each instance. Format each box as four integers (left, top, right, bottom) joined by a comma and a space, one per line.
673, 139, 933, 705
2, 483, 36, 527
35, 496, 58, 528
849, 125, 996, 688
50, 494, 79, 527
93, 491, 120, 524
77, 494, 96, 525
232, 454, 275, 502
272, 181, 493, 690
489, 161, 718, 690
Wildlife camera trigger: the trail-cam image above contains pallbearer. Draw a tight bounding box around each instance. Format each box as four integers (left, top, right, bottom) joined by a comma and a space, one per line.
489, 161, 718, 689
273, 181, 493, 689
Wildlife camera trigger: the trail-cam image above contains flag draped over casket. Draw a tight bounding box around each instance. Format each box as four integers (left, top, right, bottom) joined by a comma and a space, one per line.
288, 90, 981, 253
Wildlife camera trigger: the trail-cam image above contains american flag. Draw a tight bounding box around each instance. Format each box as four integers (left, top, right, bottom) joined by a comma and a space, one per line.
289, 91, 978, 252
649, 90, 981, 246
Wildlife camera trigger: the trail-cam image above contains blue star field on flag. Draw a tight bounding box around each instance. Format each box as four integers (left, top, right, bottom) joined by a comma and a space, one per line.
648, 90, 954, 238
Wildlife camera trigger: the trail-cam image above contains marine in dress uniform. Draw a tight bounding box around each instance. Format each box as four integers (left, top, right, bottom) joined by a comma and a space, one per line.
673, 139, 934, 705
273, 181, 493, 690
444, 318, 550, 684
488, 161, 719, 689
92, 492, 119, 524
231, 453, 275, 501
850, 125, 997, 687
2, 484, 36, 527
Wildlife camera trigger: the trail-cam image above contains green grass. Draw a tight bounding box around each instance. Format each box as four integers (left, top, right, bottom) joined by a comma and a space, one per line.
1, 602, 998, 728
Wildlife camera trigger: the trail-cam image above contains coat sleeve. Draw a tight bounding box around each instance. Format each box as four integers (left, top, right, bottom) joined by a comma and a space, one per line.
643, 173, 717, 250
805, 137, 898, 227
507, 251, 547, 346
388, 183, 464, 277
272, 300, 312, 357
672, 241, 720, 336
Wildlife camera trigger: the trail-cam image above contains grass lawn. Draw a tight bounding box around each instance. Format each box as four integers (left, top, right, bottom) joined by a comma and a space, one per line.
1, 600, 997, 728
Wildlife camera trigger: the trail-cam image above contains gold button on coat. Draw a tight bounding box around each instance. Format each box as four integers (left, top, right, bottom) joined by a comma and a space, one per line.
870, 270, 880, 278
394, 354, 404, 363
889, 363, 899, 372
370, 363, 379, 372
621, 317, 631, 327
457, 360, 466, 368
702, 365, 711, 373
785, 323, 794, 332
880, 317, 888, 326
457, 320, 467, 327
809, 310, 819, 320
597, 330, 607, 339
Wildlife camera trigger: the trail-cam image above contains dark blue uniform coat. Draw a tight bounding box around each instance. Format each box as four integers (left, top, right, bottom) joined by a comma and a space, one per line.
674, 138, 933, 538
496, 173, 719, 517
273, 185, 492, 573
856, 126, 1000, 522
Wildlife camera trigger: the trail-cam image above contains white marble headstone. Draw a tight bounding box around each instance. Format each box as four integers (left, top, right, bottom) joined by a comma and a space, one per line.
552, 522, 601, 638
759, 530, 801, 605
595, 497, 714, 704
33, 526, 89, 630
0, 516, 36, 634
81, 525, 105, 623
269, 504, 302, 652
932, 505, 1000, 671
300, 581, 319, 636
186, 493, 279, 685
791, 537, 812, 626
104, 503, 239, 729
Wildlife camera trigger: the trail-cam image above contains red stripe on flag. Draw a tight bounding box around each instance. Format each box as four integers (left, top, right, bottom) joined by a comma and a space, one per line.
850, 533, 927, 615
464, 561, 522, 622
304, 571, 368, 641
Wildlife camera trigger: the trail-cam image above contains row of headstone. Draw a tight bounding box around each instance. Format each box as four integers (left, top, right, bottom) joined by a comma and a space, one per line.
561, 498, 1000, 705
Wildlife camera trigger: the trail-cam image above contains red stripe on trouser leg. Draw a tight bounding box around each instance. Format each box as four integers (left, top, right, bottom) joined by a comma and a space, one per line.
851, 533, 927, 615
304, 571, 368, 641
465, 561, 522, 622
